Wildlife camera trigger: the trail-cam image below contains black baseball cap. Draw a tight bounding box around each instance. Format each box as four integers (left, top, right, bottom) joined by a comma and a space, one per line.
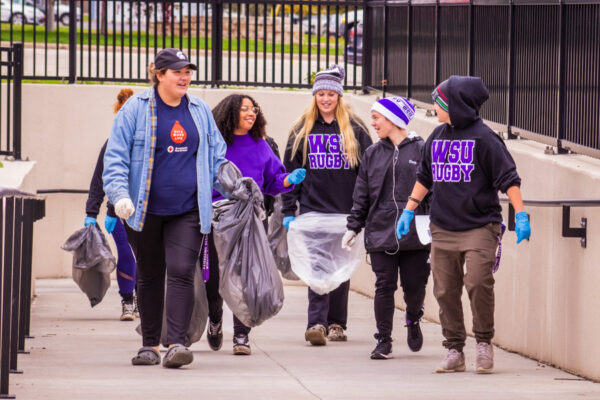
154, 48, 197, 71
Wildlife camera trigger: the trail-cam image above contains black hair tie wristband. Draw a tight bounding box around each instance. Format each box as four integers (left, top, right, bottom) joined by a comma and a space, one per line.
408, 196, 422, 206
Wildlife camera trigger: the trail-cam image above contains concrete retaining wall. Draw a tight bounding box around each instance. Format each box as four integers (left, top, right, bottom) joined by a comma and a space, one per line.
16, 83, 600, 381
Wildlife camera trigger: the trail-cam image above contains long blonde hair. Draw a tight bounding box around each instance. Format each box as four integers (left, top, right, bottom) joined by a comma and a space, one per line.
289, 96, 365, 168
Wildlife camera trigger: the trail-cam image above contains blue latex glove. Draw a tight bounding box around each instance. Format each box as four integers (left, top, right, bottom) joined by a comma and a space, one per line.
104, 215, 118, 234
287, 168, 306, 185
515, 211, 531, 244
84, 216, 96, 227
396, 209, 415, 239
283, 216, 295, 231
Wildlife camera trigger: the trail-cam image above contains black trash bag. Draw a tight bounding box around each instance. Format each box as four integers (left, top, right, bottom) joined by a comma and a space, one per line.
267, 195, 299, 281
212, 161, 284, 328
61, 225, 116, 307
135, 260, 209, 348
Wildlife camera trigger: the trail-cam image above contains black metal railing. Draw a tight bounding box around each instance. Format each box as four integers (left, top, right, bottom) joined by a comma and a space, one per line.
364, 0, 600, 160
500, 197, 600, 248
1, 0, 365, 90
0, 44, 23, 161
0, 190, 46, 399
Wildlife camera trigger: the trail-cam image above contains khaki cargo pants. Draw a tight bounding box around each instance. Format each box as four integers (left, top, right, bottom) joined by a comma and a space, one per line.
430, 222, 501, 351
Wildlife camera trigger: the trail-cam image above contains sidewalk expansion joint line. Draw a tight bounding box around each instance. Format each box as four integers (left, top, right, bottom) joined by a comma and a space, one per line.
252, 341, 322, 400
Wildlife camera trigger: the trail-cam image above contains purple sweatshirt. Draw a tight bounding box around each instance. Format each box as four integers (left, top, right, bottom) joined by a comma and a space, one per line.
212, 132, 292, 202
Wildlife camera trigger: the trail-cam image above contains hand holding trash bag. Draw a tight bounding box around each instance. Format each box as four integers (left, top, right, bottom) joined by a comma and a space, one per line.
341, 230, 357, 251
283, 216, 295, 230
84, 216, 96, 227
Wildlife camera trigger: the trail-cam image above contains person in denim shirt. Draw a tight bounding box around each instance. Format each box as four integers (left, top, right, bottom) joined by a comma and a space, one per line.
103, 48, 227, 369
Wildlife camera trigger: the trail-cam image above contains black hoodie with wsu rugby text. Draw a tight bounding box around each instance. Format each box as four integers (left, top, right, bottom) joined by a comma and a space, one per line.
417, 75, 521, 232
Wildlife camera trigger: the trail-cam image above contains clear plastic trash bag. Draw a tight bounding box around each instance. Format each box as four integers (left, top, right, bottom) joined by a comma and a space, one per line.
267, 195, 299, 281
135, 260, 209, 348
287, 212, 364, 295
212, 161, 284, 327
61, 225, 116, 307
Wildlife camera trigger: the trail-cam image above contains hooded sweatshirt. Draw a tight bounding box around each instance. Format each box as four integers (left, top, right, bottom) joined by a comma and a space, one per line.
417, 76, 521, 231
282, 116, 373, 216
347, 133, 429, 252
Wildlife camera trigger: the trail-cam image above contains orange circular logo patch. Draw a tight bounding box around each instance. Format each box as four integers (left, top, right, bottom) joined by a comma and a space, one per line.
171, 121, 187, 144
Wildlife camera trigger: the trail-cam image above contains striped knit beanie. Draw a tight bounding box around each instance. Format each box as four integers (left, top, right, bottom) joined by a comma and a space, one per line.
431, 80, 449, 112
371, 96, 416, 130
312, 65, 345, 96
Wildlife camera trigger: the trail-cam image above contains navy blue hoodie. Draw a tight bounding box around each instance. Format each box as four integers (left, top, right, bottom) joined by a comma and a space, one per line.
417, 76, 521, 231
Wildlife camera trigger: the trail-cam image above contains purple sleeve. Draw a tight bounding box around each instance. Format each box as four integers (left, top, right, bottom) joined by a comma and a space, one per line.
262, 140, 292, 196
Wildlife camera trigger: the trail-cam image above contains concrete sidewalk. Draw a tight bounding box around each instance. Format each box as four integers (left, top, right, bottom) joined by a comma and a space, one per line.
10, 279, 600, 399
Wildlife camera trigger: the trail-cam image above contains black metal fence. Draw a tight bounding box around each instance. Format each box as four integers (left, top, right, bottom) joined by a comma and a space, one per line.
0, 44, 23, 161
1, 0, 364, 89
0, 190, 45, 398
363, 0, 600, 159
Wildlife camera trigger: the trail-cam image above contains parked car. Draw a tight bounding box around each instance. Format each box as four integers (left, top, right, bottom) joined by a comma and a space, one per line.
301, 14, 338, 36
24, 0, 80, 25
344, 22, 362, 65
339, 9, 363, 39
0, 0, 45, 24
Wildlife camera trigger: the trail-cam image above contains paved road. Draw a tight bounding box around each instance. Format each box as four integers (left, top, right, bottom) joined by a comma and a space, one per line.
10, 279, 600, 399
18, 46, 363, 88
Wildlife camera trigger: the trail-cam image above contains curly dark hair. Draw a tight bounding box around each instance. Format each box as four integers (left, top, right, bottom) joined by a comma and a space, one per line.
212, 94, 266, 145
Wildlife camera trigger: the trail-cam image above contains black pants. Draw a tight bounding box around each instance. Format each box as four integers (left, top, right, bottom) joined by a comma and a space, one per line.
125, 210, 202, 347
370, 250, 431, 340
307, 280, 350, 331
205, 219, 270, 337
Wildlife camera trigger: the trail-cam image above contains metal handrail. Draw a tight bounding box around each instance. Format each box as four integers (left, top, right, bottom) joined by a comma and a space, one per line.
499, 196, 600, 248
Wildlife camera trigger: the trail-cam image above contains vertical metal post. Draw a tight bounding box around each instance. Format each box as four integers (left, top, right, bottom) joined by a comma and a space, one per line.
18, 199, 33, 352
68, 0, 77, 83
362, 1, 373, 93
382, 1, 388, 97
407, 1, 413, 98
1, 197, 16, 399
506, 0, 517, 139
211, 0, 223, 88
557, 0, 567, 153
467, 0, 474, 76
9, 199, 22, 374
434, 0, 441, 85
12, 43, 22, 161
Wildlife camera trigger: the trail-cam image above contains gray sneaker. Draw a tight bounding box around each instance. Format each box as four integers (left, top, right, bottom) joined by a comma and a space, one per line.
435, 349, 466, 373
475, 342, 494, 373
327, 324, 347, 342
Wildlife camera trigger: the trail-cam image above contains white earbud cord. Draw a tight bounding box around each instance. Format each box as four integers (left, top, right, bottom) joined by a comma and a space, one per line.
385, 146, 401, 256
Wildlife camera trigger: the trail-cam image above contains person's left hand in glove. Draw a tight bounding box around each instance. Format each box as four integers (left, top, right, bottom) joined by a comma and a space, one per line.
341, 230, 357, 251
104, 215, 118, 234
284, 168, 306, 187
515, 211, 531, 244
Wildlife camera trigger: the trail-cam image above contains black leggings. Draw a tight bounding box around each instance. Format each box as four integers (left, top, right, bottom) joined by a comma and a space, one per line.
125, 210, 202, 347
370, 250, 431, 340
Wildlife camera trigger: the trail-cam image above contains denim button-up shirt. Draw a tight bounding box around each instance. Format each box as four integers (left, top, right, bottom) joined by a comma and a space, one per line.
102, 87, 227, 234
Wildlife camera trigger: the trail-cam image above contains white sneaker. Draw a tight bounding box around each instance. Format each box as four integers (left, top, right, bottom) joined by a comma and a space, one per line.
475, 342, 494, 373
120, 300, 135, 321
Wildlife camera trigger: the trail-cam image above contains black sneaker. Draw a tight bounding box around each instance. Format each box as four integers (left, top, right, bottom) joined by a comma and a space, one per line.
207, 320, 223, 351
406, 319, 423, 352
371, 338, 393, 360
233, 334, 251, 355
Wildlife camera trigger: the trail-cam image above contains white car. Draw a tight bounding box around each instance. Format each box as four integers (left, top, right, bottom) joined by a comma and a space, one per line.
0, 0, 45, 24
24, 0, 80, 25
